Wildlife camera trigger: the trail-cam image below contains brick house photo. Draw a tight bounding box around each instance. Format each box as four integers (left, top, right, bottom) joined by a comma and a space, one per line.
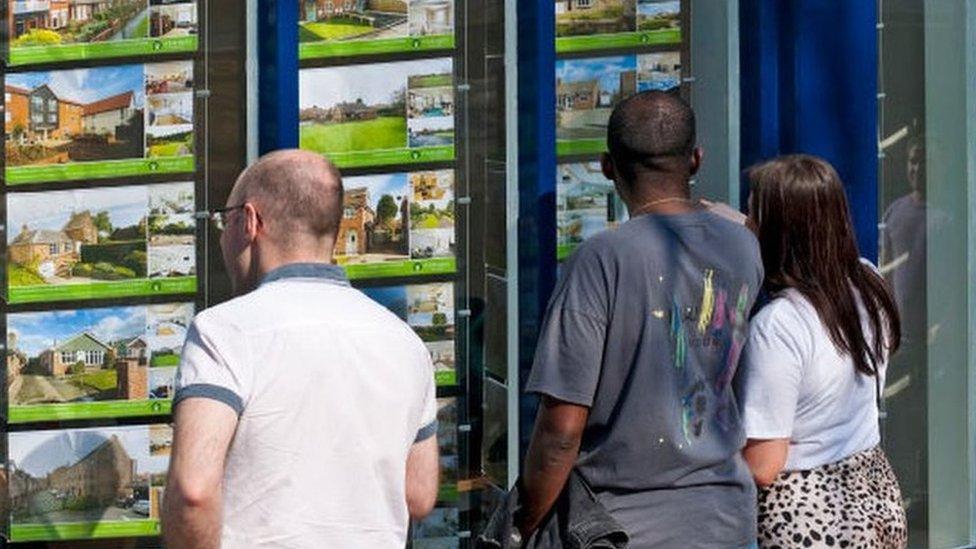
9, 0, 151, 49
554, 0, 636, 37
335, 173, 411, 265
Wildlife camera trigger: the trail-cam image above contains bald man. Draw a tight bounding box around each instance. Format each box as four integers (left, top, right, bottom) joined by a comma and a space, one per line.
162, 150, 439, 548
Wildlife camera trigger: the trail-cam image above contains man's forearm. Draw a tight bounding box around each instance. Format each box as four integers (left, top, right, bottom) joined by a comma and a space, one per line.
162, 490, 223, 549
518, 429, 581, 536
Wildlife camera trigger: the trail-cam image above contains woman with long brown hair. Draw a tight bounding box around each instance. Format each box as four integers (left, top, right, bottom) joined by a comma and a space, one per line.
735, 155, 908, 548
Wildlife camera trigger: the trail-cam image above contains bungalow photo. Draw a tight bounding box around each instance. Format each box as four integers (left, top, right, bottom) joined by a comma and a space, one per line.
149, 0, 198, 39
8, 425, 170, 528
335, 173, 410, 265
147, 182, 196, 278
554, 0, 636, 38
637, 0, 680, 32
5, 65, 145, 168
637, 51, 681, 92
7, 186, 148, 289
410, 170, 454, 260
557, 162, 626, 255
407, 282, 455, 341
556, 55, 637, 142
299, 57, 454, 161
9, 0, 151, 49
299, 0, 408, 44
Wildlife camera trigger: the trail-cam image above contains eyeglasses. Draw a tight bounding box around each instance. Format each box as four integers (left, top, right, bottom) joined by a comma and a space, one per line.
209, 204, 245, 231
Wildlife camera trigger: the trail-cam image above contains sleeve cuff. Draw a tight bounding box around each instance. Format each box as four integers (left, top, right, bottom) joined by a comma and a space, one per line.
415, 420, 438, 443
174, 384, 244, 416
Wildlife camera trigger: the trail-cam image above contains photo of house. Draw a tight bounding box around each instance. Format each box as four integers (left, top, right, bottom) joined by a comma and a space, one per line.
146, 303, 193, 367
556, 55, 637, 141
408, 0, 453, 36
425, 340, 455, 383
149, 0, 197, 38
145, 61, 194, 95
556, 162, 626, 252
637, 0, 679, 32
9, 0, 151, 49
147, 182, 196, 278
8, 186, 149, 290
335, 173, 410, 265
8, 425, 169, 525
410, 170, 454, 259
407, 282, 455, 341
299, 0, 408, 43
300, 57, 453, 157
554, 0, 636, 38
637, 51, 681, 92
5, 65, 146, 167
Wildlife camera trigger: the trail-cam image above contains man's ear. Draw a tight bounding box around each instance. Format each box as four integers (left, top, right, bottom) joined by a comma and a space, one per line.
600, 153, 616, 182
690, 147, 704, 176
243, 203, 261, 240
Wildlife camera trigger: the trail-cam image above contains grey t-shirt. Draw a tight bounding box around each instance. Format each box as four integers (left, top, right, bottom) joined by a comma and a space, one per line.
526, 210, 763, 547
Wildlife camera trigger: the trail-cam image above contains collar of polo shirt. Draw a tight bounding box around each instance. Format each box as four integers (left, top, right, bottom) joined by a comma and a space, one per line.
260, 262, 350, 287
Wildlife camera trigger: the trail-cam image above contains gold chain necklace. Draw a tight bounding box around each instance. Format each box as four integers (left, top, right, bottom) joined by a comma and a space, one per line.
632, 197, 696, 216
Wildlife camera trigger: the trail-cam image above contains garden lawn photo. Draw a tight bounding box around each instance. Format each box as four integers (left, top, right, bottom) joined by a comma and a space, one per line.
299, 57, 454, 166
10, 0, 150, 48
637, 0, 680, 34
298, 0, 408, 43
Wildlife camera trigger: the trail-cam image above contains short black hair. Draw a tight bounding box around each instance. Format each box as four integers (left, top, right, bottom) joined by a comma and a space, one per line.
606, 90, 696, 179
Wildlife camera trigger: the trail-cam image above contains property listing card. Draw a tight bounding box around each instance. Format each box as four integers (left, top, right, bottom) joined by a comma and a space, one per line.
336, 169, 455, 279
7, 424, 172, 542
363, 282, 456, 386
6, 303, 193, 423
5, 61, 196, 185
300, 57, 454, 168
6, 182, 197, 304
556, 51, 680, 156
555, 0, 681, 53
8, 0, 199, 66
299, 0, 455, 59
556, 161, 628, 260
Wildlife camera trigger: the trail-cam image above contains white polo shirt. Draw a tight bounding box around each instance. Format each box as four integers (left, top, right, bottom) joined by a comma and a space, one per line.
174, 263, 438, 548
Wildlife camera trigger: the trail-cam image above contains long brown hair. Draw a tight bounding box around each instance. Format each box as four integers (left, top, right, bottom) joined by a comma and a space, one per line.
748, 155, 901, 376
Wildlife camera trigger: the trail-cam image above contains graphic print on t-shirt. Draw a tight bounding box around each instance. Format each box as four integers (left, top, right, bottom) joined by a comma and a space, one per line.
667, 268, 751, 445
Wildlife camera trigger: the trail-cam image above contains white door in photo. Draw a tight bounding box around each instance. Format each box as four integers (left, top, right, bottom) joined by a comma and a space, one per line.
346, 232, 358, 255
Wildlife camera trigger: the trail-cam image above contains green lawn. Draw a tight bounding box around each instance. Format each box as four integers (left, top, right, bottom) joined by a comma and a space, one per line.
414, 213, 451, 229
9, 264, 46, 286
300, 117, 407, 154
75, 370, 117, 392
300, 21, 372, 42
411, 74, 452, 88
151, 354, 180, 367
149, 141, 188, 158
133, 15, 149, 38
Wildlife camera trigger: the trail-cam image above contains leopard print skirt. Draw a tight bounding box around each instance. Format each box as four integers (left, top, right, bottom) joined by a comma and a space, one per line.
757, 446, 908, 548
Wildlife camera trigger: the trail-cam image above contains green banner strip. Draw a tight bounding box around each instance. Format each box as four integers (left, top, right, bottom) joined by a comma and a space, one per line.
555, 29, 681, 54
11, 520, 160, 542
557, 139, 606, 157
320, 146, 455, 169
300, 34, 454, 60
8, 277, 197, 305
9, 37, 198, 66
9, 399, 172, 424
341, 257, 456, 280
435, 370, 457, 386
6, 157, 195, 186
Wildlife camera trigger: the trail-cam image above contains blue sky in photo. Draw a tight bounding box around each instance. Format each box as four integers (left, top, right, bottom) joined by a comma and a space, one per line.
8, 186, 148, 244
10, 426, 153, 478
300, 57, 452, 110
637, 0, 680, 17
344, 172, 409, 210
362, 286, 409, 320
8, 306, 146, 357
556, 55, 637, 95
8, 65, 146, 108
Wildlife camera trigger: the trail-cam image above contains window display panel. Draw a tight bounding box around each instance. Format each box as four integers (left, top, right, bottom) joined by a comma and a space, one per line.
363, 282, 457, 386
556, 161, 626, 260
7, 424, 172, 542
556, 51, 680, 156
7, 0, 199, 66
337, 169, 456, 279
5, 61, 196, 185
6, 303, 193, 423
6, 182, 198, 304
298, 0, 455, 59
555, 0, 680, 54
299, 57, 455, 168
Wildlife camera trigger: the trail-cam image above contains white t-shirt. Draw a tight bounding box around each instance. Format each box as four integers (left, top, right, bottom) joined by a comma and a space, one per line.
735, 288, 886, 471
175, 263, 437, 548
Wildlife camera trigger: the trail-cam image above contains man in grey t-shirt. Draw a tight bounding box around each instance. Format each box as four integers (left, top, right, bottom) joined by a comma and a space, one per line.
517, 91, 762, 547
